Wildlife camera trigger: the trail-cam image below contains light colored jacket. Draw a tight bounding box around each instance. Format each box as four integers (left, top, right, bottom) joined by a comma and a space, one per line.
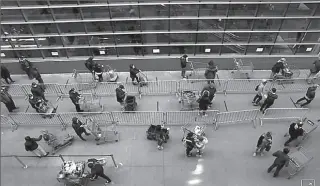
256, 83, 266, 96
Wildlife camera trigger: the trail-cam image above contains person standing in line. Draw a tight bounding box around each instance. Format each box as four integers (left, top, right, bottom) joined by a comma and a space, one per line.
307, 57, 320, 84
253, 131, 272, 157
1, 65, 15, 84
0, 87, 18, 112
129, 64, 141, 84
24, 135, 49, 157
204, 60, 218, 84
260, 88, 278, 114
72, 117, 91, 141
252, 79, 267, 106
28, 94, 40, 113
201, 82, 216, 108
295, 84, 319, 107
284, 121, 304, 146
180, 54, 189, 79
69, 88, 84, 112
198, 91, 212, 116
87, 162, 113, 185
115, 85, 126, 108
85, 57, 96, 74
270, 58, 285, 79
267, 148, 290, 177
31, 82, 48, 102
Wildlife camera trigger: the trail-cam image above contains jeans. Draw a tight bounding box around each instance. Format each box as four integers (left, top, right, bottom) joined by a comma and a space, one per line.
131, 76, 139, 83
260, 101, 273, 112
93, 173, 112, 182
296, 97, 312, 107
3, 76, 14, 84
253, 94, 262, 104
31, 145, 47, 157
75, 103, 83, 112
186, 146, 193, 156
284, 136, 298, 146
181, 67, 186, 78
270, 72, 276, 79
267, 163, 285, 177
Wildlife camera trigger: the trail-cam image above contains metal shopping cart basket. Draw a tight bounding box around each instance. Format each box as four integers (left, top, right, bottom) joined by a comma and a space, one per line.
287, 146, 313, 179
177, 90, 200, 111
231, 58, 254, 79
72, 69, 97, 90
273, 61, 300, 84
104, 65, 119, 82
78, 93, 103, 113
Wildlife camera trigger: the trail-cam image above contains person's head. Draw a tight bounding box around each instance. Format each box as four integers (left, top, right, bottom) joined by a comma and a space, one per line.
130, 64, 135, 69
28, 94, 34, 99
271, 88, 276, 93
278, 58, 286, 63
262, 79, 267, 84
88, 56, 94, 61
297, 121, 303, 128
25, 136, 31, 141
266, 131, 272, 138
283, 148, 290, 154
187, 132, 193, 138
182, 54, 188, 59
119, 85, 124, 89
72, 117, 78, 123
208, 60, 214, 66
69, 88, 75, 93
87, 163, 94, 168
203, 91, 209, 97
209, 82, 215, 88
32, 82, 37, 87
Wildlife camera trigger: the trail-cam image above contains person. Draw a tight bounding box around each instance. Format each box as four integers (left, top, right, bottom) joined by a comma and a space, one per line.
19, 57, 34, 79
284, 121, 304, 146
198, 91, 212, 116
307, 57, 320, 83
31, 82, 48, 102
24, 135, 49, 158
180, 54, 189, 79
267, 148, 290, 177
204, 60, 218, 84
296, 84, 319, 107
1, 65, 15, 84
87, 162, 112, 185
253, 132, 272, 157
260, 88, 278, 114
155, 125, 166, 150
270, 58, 285, 79
252, 79, 268, 106
28, 94, 40, 113
72, 117, 91, 141
1, 87, 18, 112
69, 88, 84, 112
185, 132, 195, 157
201, 82, 216, 108
129, 64, 141, 84
93, 63, 104, 82
32, 68, 44, 85
85, 57, 96, 74
115, 85, 126, 108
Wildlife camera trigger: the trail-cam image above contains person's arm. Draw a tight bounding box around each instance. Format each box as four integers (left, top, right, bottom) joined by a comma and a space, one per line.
285, 156, 290, 167
33, 135, 43, 141
256, 135, 264, 147
272, 151, 279, 157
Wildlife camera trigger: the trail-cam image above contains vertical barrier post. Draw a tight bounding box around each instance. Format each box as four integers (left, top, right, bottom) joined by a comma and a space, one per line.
157, 101, 159, 111
110, 155, 118, 168
59, 154, 65, 163
223, 80, 228, 95
57, 114, 67, 131
13, 155, 28, 169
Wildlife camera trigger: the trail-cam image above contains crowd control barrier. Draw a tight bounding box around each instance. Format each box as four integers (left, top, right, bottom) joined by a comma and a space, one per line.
260, 108, 309, 126
215, 109, 260, 130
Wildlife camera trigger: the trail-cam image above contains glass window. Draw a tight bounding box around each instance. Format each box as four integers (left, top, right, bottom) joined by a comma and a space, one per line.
228, 4, 257, 17
198, 19, 224, 30
117, 46, 144, 56
142, 33, 169, 44
246, 45, 272, 55
10, 37, 37, 49
1, 9, 24, 21
66, 48, 91, 57
0, 51, 18, 58
257, 3, 287, 17
170, 33, 195, 43
32, 23, 58, 35
20, 1, 48, 6
170, 4, 199, 16
85, 22, 113, 33
315, 5, 320, 16
43, 49, 67, 58
112, 21, 141, 32
36, 36, 63, 47
197, 33, 222, 43
81, 7, 110, 19
49, 0, 77, 5
91, 47, 117, 56
1, 38, 13, 48
141, 20, 169, 31
223, 33, 249, 43
2, 25, 31, 36
287, 3, 315, 17
309, 19, 320, 30
52, 8, 81, 20
225, 19, 253, 30
276, 32, 299, 43
114, 34, 143, 44
295, 45, 320, 54
89, 35, 114, 45
249, 33, 277, 43
58, 23, 85, 33
16, 49, 43, 58
301, 32, 320, 43
220, 45, 244, 54
140, 5, 169, 17
271, 45, 294, 55
144, 46, 170, 56
196, 45, 220, 55
281, 19, 308, 31
110, 5, 139, 18
62, 36, 89, 46
253, 19, 281, 30
1, 1, 18, 6
170, 46, 195, 55
199, 4, 228, 16
23, 8, 53, 21
170, 19, 197, 31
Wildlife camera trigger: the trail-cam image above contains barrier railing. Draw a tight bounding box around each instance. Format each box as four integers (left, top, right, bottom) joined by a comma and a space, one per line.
215, 109, 260, 130
260, 108, 309, 126
6, 77, 316, 98
0, 115, 18, 131
164, 110, 218, 126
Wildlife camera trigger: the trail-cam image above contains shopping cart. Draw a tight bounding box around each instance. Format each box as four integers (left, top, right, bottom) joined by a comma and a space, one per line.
31, 97, 61, 119
231, 58, 254, 79
78, 93, 103, 113
273, 61, 300, 84
57, 160, 89, 186
72, 69, 97, 90
41, 130, 74, 155
84, 118, 120, 145
103, 65, 119, 82
287, 146, 313, 179
177, 90, 200, 111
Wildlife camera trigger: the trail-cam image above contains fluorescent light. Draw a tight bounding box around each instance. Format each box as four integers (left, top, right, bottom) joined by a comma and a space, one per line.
11, 39, 16, 41
256, 48, 263, 52
19, 45, 38, 48
205, 48, 211, 53
51, 52, 59, 56
1, 45, 12, 48
153, 49, 160, 53
99, 50, 105, 55
306, 47, 312, 52
188, 179, 202, 185
1, 53, 5, 57
19, 38, 34, 41
38, 38, 46, 41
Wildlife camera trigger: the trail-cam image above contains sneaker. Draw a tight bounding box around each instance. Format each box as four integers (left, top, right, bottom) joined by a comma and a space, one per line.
187, 154, 192, 157
253, 153, 256, 157
260, 153, 264, 157
253, 103, 259, 106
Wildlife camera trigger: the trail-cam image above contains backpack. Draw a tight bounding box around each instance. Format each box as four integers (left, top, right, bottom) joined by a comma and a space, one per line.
255, 85, 259, 91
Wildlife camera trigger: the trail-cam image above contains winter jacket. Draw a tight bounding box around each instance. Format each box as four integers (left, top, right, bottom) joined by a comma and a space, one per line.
0, 90, 12, 104
198, 96, 211, 110
265, 92, 278, 103
204, 65, 218, 80
306, 87, 317, 100
25, 135, 42, 151
20, 59, 32, 71
89, 164, 105, 177
29, 97, 39, 108
256, 83, 266, 96
1, 66, 10, 78
271, 62, 284, 73
272, 150, 290, 166
288, 123, 304, 139
180, 57, 187, 68
85, 60, 95, 72
310, 60, 320, 73
69, 91, 81, 104
201, 85, 217, 97
256, 134, 272, 147
116, 88, 126, 102
130, 67, 140, 78
31, 85, 45, 97
94, 65, 103, 73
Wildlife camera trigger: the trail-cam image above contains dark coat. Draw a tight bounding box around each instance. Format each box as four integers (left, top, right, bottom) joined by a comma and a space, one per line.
272, 150, 290, 166
31, 85, 45, 97
25, 135, 42, 151
89, 164, 104, 176
288, 123, 304, 139
306, 86, 317, 100
72, 120, 85, 134
0, 90, 12, 104
198, 96, 211, 110
204, 65, 218, 79
69, 91, 81, 104
201, 85, 217, 98
130, 67, 140, 78
265, 92, 278, 103
180, 57, 187, 68
271, 62, 284, 73
85, 60, 95, 72
116, 88, 125, 102
1, 66, 10, 78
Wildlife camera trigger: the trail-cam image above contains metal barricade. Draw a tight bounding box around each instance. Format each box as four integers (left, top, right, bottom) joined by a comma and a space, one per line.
215, 109, 259, 130
139, 80, 178, 96
224, 79, 272, 94
178, 79, 226, 94
8, 113, 63, 129
7, 84, 27, 97
287, 146, 313, 179
164, 110, 218, 126
260, 108, 309, 126
58, 83, 94, 96
111, 111, 164, 125
58, 112, 89, 130
21, 83, 62, 97
94, 82, 118, 96
270, 78, 309, 93
1, 115, 18, 131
